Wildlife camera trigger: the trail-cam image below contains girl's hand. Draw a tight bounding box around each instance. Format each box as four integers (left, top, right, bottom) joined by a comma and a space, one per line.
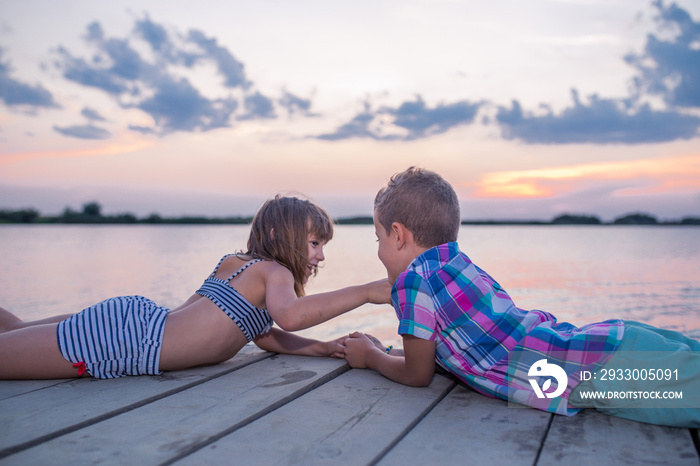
326, 335, 347, 358
365, 279, 392, 305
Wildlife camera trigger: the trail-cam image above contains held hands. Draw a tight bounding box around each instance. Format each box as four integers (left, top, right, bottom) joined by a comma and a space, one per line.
344, 332, 383, 368
326, 335, 348, 359
364, 279, 392, 305
324, 333, 384, 361
364, 333, 386, 351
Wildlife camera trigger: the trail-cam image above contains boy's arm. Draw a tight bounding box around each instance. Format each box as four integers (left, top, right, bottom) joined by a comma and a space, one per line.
345, 333, 436, 387
254, 327, 346, 357
365, 334, 405, 356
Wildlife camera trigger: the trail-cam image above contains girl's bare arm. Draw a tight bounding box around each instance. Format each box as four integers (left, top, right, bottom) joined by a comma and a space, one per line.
253, 327, 345, 357
264, 267, 391, 332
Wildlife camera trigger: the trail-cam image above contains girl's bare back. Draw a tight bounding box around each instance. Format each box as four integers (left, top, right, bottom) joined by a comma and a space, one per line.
159, 256, 272, 370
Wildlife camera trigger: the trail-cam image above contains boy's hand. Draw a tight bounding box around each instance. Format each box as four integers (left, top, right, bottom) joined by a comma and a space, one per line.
365, 279, 392, 305
344, 332, 380, 368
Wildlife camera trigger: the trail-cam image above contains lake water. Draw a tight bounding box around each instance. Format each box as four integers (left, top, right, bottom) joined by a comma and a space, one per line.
1, 224, 698, 347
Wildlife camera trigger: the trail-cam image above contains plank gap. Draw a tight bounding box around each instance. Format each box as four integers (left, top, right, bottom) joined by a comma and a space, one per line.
0, 380, 69, 402
160, 362, 351, 466
369, 378, 458, 466
532, 412, 554, 466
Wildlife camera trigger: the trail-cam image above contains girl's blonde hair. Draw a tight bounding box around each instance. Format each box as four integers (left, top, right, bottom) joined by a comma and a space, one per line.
245, 195, 333, 296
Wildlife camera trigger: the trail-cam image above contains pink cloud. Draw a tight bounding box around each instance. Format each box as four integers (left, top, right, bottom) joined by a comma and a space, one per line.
473, 154, 700, 199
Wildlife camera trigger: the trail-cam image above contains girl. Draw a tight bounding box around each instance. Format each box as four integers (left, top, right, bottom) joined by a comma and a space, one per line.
0, 195, 391, 379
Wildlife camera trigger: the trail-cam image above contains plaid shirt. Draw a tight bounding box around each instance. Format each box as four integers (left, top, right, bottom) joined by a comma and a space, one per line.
393, 242, 625, 415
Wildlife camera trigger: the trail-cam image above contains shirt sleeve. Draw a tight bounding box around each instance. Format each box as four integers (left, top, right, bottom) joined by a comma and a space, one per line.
393, 270, 438, 341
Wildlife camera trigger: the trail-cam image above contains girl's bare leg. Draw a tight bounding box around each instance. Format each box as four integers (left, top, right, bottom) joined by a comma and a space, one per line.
0, 306, 73, 334
0, 306, 23, 333
0, 324, 81, 379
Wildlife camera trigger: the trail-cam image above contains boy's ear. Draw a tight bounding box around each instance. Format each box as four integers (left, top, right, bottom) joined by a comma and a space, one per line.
391, 222, 413, 250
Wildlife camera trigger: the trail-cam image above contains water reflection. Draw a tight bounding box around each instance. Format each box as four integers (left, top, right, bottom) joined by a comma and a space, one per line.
1, 224, 698, 346
461, 226, 700, 336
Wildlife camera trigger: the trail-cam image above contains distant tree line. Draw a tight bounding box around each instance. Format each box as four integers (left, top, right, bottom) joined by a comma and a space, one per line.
459, 213, 700, 226
0, 202, 698, 225
0, 202, 252, 225
551, 213, 700, 225
337, 213, 700, 226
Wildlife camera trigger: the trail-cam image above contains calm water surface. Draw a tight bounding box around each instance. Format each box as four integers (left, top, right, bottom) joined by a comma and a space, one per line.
1, 224, 698, 347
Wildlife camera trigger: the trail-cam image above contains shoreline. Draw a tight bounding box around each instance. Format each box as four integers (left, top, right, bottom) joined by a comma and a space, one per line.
1, 218, 699, 226
1, 205, 699, 226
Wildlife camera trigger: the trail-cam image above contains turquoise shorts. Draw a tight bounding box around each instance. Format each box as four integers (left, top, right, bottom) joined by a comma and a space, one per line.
569, 321, 700, 427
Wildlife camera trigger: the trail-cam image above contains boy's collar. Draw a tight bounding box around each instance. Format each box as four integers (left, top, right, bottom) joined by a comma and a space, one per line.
405, 241, 460, 271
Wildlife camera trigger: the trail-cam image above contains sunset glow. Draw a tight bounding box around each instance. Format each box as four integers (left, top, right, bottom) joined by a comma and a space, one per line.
475, 155, 700, 199
0, 139, 154, 167
0, 1, 698, 220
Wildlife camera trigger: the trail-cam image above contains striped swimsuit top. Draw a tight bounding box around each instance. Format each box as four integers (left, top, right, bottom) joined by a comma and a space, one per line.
196, 255, 273, 341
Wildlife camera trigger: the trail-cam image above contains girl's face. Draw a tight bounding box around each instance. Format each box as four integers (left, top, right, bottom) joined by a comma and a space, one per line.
304, 233, 326, 283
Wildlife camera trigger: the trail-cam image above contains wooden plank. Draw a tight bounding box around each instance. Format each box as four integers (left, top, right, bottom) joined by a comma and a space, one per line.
378, 384, 552, 465
1, 355, 349, 465
538, 408, 699, 465
176, 369, 456, 465
0, 346, 266, 401
0, 379, 67, 401
0, 345, 271, 458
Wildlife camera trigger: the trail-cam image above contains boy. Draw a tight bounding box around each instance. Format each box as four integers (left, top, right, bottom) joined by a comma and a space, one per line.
344, 167, 700, 427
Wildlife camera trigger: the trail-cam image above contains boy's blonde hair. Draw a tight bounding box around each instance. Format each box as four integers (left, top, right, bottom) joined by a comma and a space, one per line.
374, 167, 460, 248
246, 195, 333, 296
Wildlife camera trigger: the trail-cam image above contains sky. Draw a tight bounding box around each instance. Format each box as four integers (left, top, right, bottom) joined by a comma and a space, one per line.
0, 0, 699, 221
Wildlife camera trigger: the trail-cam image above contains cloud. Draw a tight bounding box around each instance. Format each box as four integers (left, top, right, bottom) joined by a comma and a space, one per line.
0, 48, 58, 109
238, 91, 276, 120
127, 125, 155, 135
133, 77, 238, 132
495, 2, 700, 145
84, 22, 150, 82
133, 16, 171, 55
316, 96, 482, 141
53, 124, 112, 139
496, 90, 700, 144
279, 91, 316, 116
316, 103, 379, 141
56, 46, 129, 95
625, 1, 700, 108
81, 107, 107, 121
133, 17, 200, 69
390, 97, 482, 139
186, 29, 249, 89
53, 17, 272, 136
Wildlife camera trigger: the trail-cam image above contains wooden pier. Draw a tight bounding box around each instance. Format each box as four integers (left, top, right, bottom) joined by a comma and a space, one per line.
1, 346, 698, 465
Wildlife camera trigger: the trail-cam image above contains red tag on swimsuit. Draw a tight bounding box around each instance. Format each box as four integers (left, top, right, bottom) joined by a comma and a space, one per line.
73, 361, 87, 376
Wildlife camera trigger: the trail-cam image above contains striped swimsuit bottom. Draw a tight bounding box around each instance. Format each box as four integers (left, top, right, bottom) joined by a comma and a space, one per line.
57, 295, 169, 379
